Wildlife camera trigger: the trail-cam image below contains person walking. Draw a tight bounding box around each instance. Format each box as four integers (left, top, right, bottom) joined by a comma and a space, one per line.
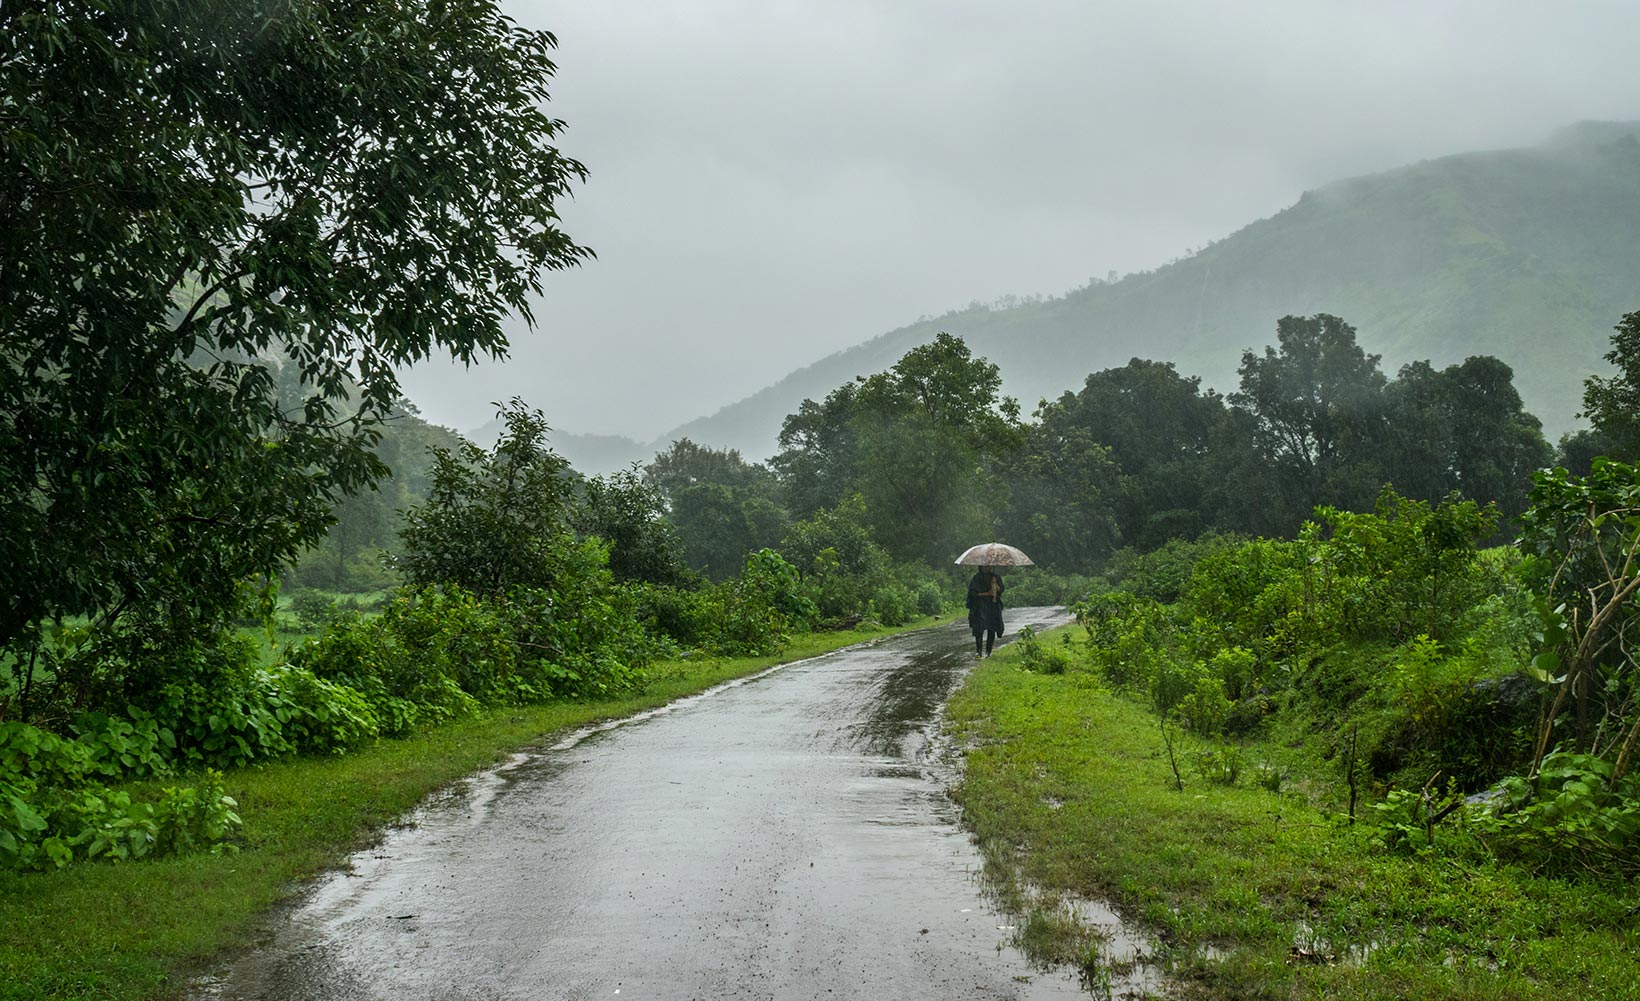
966, 565, 1005, 657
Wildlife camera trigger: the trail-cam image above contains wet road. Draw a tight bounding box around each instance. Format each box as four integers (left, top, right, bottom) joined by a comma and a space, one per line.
197, 608, 1084, 1001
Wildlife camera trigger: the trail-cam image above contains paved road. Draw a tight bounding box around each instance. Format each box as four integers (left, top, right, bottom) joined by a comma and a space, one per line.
196, 608, 1088, 1001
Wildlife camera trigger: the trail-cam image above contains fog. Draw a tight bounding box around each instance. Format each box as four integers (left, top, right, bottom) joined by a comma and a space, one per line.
397, 0, 1640, 442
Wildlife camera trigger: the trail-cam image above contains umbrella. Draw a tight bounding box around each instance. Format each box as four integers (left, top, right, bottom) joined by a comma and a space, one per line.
954, 543, 1034, 567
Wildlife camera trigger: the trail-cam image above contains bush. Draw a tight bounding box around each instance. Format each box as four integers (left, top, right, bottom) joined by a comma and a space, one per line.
1003, 571, 1105, 607
914, 581, 945, 617
1470, 750, 1640, 876
287, 588, 337, 631
870, 584, 914, 627
1015, 626, 1075, 675
0, 730, 241, 872
780, 497, 893, 620
268, 667, 379, 754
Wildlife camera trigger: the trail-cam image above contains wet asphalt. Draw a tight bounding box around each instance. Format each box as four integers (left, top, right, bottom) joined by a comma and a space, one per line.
195, 607, 1086, 1001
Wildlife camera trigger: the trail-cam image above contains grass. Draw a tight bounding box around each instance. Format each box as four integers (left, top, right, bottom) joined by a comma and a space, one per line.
0, 616, 938, 1001
946, 625, 1640, 1000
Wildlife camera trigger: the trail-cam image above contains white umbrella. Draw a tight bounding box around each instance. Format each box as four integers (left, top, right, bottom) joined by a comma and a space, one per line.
954, 543, 1034, 567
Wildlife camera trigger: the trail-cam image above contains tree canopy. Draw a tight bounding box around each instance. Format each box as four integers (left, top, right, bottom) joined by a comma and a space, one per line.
1578, 310, 1640, 462
772, 333, 1022, 564
1, 1, 588, 662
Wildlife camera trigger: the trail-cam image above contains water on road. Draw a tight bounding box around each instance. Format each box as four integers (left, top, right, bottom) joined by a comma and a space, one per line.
196, 608, 1096, 1000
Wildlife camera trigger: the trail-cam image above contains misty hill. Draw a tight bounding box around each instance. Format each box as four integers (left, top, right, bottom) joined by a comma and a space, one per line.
657, 121, 1640, 460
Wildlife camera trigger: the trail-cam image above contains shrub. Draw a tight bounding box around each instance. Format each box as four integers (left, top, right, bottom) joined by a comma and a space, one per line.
0, 759, 241, 872
268, 667, 379, 754
1189, 744, 1244, 786
1015, 626, 1075, 675
1173, 666, 1233, 735
287, 588, 337, 631
914, 581, 945, 617
870, 584, 913, 627
1003, 571, 1105, 607
1470, 750, 1640, 876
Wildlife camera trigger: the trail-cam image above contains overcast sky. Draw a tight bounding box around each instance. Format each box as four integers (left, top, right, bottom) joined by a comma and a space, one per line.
397, 0, 1640, 441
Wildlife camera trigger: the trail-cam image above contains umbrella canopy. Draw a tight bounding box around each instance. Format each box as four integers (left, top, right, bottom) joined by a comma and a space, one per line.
954, 543, 1034, 567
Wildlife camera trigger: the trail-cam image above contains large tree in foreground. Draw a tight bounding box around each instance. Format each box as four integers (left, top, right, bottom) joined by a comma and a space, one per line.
0, 2, 588, 679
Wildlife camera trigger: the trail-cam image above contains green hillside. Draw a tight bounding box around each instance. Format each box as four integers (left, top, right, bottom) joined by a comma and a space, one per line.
659, 121, 1640, 458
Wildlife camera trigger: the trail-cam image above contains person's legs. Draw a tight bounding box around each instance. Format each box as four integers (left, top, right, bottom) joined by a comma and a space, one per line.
984, 629, 996, 656
974, 632, 984, 656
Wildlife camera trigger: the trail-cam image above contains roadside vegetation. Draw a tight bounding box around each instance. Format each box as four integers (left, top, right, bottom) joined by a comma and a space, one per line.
946, 389, 1640, 996
950, 626, 1640, 1000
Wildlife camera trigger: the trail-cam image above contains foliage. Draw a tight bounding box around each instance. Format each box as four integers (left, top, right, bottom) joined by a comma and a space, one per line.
288, 589, 337, 632
1007, 360, 1253, 565
397, 399, 574, 595
1014, 626, 1073, 675
1385, 356, 1554, 528
0, 720, 242, 871
778, 496, 894, 620
773, 333, 1022, 564
1074, 488, 1532, 785
997, 571, 1102, 609
295, 572, 656, 713
710, 550, 817, 655
1, 0, 588, 703
989, 321, 1547, 574
574, 468, 688, 585
1107, 533, 1243, 604
285, 403, 468, 593
1231, 314, 1391, 527
1578, 310, 1640, 462
1514, 458, 1640, 803
646, 438, 788, 581
949, 625, 1640, 1001
1471, 749, 1640, 876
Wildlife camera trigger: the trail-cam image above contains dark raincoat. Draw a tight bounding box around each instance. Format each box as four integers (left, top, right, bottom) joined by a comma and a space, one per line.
966, 569, 1005, 637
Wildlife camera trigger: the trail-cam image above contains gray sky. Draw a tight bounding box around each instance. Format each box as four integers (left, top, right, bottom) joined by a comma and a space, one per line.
397, 0, 1640, 441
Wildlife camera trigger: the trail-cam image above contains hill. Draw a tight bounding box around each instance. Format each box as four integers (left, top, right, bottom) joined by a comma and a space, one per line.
656, 121, 1640, 459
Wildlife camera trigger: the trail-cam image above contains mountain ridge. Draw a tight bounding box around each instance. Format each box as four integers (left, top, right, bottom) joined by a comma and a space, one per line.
640, 121, 1639, 462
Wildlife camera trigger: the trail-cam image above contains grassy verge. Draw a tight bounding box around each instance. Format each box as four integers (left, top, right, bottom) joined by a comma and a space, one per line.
0, 616, 938, 1001
946, 625, 1640, 1000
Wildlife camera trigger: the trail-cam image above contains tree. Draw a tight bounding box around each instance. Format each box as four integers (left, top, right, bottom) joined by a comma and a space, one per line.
1, 2, 588, 672
1383, 356, 1551, 525
1002, 420, 1122, 571
397, 400, 574, 595
772, 333, 1021, 564
1009, 359, 1261, 564
1231, 314, 1390, 527
1519, 459, 1640, 774
1578, 310, 1640, 462
646, 439, 787, 580
772, 383, 863, 520
574, 468, 688, 586
774, 334, 1019, 563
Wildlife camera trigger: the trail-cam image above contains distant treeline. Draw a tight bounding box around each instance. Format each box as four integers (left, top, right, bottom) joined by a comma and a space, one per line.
307, 310, 1639, 591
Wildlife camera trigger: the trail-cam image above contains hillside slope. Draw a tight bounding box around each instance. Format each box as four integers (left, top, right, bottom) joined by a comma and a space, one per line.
659, 121, 1640, 459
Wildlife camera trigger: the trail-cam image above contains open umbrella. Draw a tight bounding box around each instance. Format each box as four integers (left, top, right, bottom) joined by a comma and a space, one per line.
954, 543, 1034, 567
